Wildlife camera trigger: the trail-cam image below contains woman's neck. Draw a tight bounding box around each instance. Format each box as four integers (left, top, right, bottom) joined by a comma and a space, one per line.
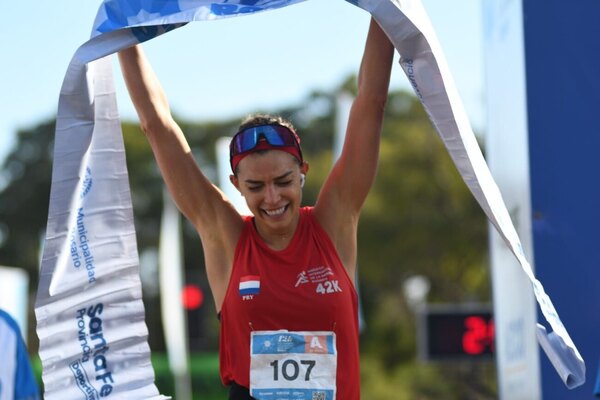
254, 214, 300, 251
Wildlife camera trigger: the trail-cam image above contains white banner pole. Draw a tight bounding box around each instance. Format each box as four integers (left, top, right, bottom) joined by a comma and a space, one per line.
484, 0, 541, 397
159, 190, 192, 400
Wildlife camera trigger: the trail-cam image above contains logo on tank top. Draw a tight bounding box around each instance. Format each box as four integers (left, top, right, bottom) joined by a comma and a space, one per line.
239, 275, 260, 300
295, 266, 342, 295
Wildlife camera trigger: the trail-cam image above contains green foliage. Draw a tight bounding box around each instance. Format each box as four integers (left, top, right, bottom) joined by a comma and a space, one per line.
0, 78, 494, 398
357, 91, 491, 392
151, 352, 227, 399
0, 120, 54, 276
361, 355, 496, 400
361, 92, 488, 301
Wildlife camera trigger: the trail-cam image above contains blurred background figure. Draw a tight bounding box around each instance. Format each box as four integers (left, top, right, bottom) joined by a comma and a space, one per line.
0, 309, 39, 400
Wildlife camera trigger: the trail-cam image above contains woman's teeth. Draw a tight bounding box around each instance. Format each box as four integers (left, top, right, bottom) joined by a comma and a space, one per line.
264, 206, 286, 216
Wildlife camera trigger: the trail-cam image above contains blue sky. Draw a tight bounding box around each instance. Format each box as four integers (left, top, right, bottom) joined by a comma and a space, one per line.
0, 0, 485, 164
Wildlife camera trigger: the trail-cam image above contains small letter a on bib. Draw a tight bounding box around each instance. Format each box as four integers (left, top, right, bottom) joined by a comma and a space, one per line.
311, 336, 323, 349
306, 335, 328, 354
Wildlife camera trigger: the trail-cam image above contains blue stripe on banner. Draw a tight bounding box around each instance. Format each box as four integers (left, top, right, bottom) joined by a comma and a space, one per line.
130, 24, 180, 43
251, 388, 334, 400
93, 0, 305, 37
96, 0, 182, 33
252, 332, 335, 355
209, 0, 301, 16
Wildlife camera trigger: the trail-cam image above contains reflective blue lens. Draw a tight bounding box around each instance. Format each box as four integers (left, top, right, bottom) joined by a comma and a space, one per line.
231, 125, 298, 155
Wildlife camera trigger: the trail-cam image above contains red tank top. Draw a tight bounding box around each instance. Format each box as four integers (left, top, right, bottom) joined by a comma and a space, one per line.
219, 207, 360, 399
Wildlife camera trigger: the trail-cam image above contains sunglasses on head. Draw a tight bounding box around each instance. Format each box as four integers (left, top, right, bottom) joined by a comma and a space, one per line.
229, 124, 302, 159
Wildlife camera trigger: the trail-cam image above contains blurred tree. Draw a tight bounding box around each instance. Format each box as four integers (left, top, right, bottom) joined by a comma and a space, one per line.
0, 121, 54, 276
355, 90, 493, 399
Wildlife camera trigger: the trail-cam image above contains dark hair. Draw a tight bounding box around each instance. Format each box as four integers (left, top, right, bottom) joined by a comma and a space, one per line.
238, 113, 297, 134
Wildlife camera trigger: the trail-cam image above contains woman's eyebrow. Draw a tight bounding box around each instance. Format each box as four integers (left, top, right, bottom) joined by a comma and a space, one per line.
274, 171, 294, 180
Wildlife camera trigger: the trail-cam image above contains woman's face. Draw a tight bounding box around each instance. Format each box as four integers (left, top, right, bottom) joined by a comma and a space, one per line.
233, 150, 307, 235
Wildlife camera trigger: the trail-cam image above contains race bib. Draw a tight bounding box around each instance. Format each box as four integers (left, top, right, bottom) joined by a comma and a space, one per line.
250, 330, 337, 400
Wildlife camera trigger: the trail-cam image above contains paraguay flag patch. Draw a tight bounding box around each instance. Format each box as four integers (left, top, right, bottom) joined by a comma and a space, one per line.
239, 275, 260, 296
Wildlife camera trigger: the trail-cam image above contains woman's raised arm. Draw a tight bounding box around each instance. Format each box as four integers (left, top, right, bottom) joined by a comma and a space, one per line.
314, 18, 394, 275
118, 46, 241, 235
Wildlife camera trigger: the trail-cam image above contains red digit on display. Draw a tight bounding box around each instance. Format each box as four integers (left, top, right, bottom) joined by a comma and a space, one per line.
463, 316, 487, 355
